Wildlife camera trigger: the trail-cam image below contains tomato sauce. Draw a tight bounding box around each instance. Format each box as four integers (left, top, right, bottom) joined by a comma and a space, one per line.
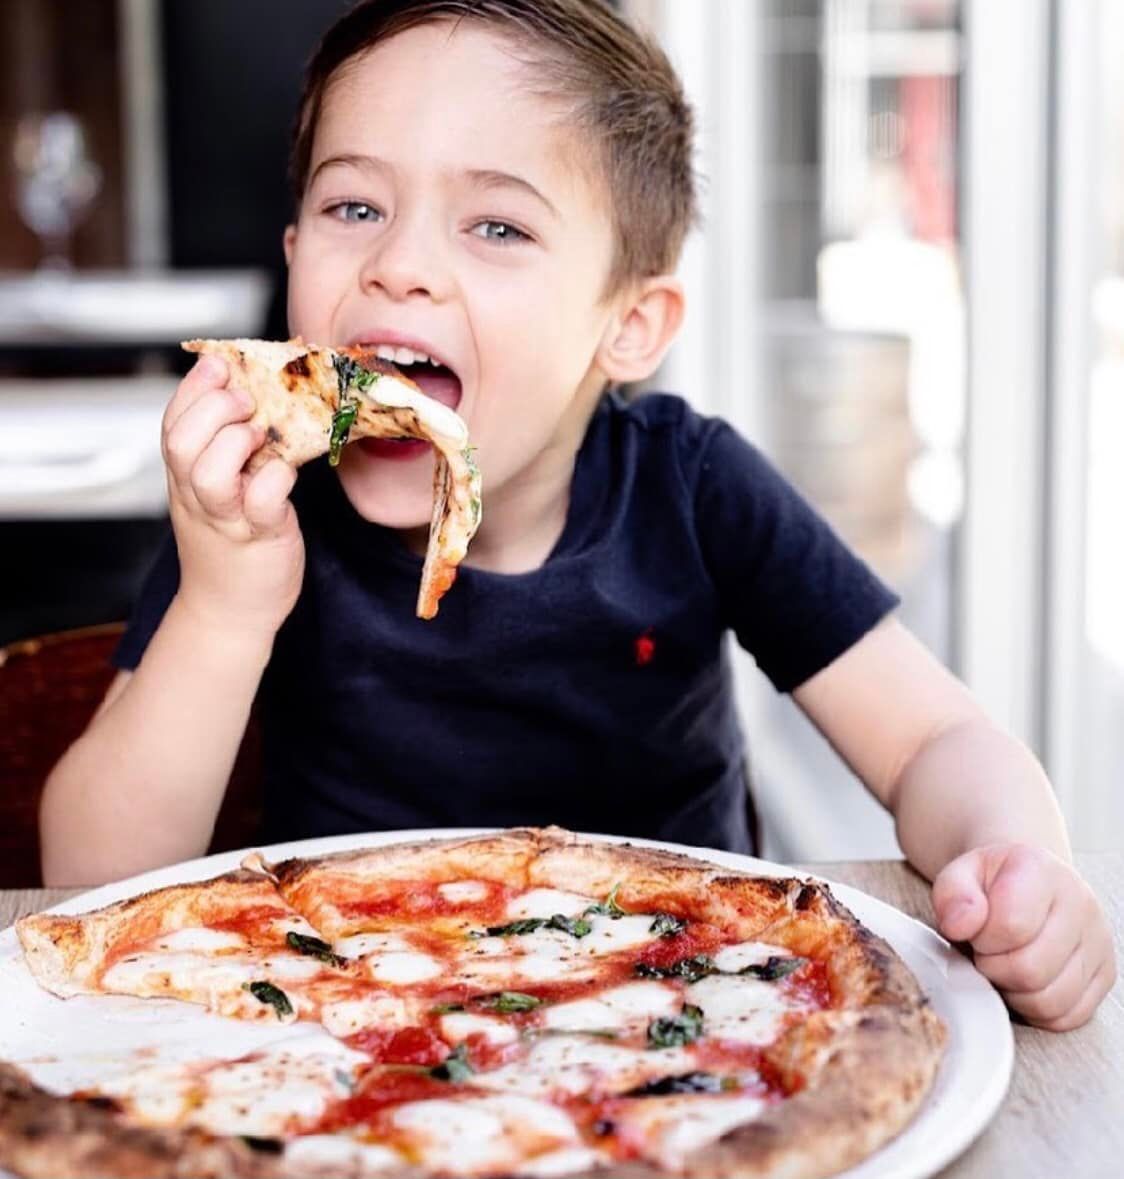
346, 1025, 449, 1067
634, 921, 727, 971
316, 1071, 453, 1132
784, 958, 833, 1008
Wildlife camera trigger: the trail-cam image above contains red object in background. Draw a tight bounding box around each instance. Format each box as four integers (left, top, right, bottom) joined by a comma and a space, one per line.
634, 631, 656, 666
901, 73, 957, 244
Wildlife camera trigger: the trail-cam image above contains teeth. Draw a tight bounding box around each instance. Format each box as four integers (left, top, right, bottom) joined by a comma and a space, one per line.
370, 343, 436, 367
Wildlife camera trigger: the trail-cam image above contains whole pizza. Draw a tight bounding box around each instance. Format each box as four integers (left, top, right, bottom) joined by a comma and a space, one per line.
6, 828, 946, 1178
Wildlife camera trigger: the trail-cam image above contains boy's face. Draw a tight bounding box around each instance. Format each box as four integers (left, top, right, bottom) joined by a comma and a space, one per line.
284, 20, 626, 532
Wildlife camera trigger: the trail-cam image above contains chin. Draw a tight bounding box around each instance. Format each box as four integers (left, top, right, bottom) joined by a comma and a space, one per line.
335, 447, 437, 530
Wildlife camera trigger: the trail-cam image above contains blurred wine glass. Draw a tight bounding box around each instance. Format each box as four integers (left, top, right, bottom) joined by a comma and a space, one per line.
11, 112, 102, 271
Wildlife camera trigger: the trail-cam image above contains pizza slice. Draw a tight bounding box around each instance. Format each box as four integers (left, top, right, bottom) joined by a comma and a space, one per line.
14, 868, 402, 1036
181, 337, 482, 619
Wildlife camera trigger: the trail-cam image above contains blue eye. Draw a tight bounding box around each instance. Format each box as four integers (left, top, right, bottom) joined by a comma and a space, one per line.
328, 201, 381, 224
471, 220, 529, 245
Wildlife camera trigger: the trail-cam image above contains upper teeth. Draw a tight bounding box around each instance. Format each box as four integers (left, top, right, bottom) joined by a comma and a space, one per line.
372, 344, 439, 367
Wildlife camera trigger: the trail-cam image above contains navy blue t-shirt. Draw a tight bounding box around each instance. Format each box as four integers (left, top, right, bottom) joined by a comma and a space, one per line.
114, 393, 897, 854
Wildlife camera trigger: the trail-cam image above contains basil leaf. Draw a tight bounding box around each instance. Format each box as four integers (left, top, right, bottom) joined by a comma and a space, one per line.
328, 400, 358, 466
430, 1043, 474, 1084
286, 931, 346, 968
625, 1072, 726, 1097
584, 883, 627, 919
633, 955, 717, 984
649, 913, 687, 939
479, 991, 542, 1014
481, 918, 546, 937
476, 915, 590, 940
647, 1003, 704, 1049
333, 354, 381, 395
429, 1002, 466, 1014
243, 980, 293, 1019
546, 914, 592, 939
739, 956, 807, 981
240, 1136, 284, 1154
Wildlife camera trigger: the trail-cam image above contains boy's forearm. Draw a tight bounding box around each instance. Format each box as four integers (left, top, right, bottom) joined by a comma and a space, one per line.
40, 596, 274, 886
891, 718, 1071, 882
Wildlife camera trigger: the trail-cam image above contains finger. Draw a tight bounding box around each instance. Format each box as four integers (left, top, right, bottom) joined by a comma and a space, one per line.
1001, 938, 1089, 1025
163, 355, 230, 434
1037, 947, 1117, 1031
190, 423, 267, 520
243, 458, 298, 535
975, 902, 1077, 993
971, 850, 1056, 956
932, 850, 990, 943
163, 386, 254, 487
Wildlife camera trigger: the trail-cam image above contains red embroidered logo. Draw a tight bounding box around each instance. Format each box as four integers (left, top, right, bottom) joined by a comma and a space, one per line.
634, 630, 656, 666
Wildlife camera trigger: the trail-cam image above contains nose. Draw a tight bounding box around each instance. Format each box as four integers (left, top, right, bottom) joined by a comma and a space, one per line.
358, 212, 453, 304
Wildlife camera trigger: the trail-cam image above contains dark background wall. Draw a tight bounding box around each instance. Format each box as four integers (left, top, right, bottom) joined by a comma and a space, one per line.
160, 0, 352, 337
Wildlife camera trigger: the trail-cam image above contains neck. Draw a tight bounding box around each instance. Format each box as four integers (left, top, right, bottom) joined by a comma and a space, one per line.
462, 439, 578, 574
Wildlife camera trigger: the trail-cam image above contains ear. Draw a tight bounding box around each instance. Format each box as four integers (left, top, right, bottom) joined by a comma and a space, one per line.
596, 275, 685, 384
282, 224, 298, 266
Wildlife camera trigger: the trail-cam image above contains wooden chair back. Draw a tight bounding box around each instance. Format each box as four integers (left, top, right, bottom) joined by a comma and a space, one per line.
0, 624, 262, 887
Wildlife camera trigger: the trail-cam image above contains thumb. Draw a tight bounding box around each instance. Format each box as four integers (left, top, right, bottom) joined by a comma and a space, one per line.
932, 850, 991, 943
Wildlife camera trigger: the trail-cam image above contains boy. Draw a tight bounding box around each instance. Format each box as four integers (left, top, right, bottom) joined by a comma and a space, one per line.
40, 0, 1113, 1031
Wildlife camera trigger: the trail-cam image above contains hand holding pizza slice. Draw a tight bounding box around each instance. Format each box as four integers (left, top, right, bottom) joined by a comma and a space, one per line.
181, 338, 482, 620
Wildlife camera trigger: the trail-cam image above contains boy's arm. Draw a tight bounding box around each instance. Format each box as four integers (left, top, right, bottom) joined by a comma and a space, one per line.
39, 355, 303, 887
793, 617, 1116, 1030
39, 604, 271, 886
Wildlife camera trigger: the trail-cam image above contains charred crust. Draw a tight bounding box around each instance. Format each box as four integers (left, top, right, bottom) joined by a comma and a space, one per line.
794, 883, 820, 911
282, 354, 311, 380
265, 425, 282, 444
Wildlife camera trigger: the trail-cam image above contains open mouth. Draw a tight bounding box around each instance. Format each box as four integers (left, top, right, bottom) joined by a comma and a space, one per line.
349, 344, 464, 459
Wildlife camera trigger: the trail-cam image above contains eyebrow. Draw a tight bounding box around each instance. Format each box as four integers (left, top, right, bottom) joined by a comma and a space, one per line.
308, 154, 559, 219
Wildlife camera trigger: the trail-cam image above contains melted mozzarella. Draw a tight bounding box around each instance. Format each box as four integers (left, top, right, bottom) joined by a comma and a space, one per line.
520, 1146, 610, 1177
334, 931, 443, 985
580, 914, 664, 956
334, 932, 410, 959
615, 1094, 768, 1170
319, 992, 411, 1038
151, 927, 246, 953
390, 1095, 579, 1176
439, 1011, 519, 1046
685, 974, 804, 1045
453, 914, 660, 988
362, 375, 467, 444
506, 889, 596, 920
437, 880, 490, 903
711, 941, 793, 973
285, 1134, 403, 1172
542, 981, 679, 1033
473, 1036, 692, 1099
101, 1037, 365, 1137
368, 950, 443, 985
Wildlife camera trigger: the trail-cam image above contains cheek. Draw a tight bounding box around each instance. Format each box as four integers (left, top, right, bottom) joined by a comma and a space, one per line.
286, 234, 348, 338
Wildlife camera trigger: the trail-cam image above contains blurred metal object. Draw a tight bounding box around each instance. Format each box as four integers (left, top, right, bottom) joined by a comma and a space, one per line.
0, 268, 270, 345
11, 112, 103, 270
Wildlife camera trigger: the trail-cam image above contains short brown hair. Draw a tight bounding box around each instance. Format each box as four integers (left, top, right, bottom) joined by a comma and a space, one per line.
289, 0, 697, 292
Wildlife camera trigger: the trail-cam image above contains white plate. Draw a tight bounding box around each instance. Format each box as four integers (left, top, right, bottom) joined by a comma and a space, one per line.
0, 829, 1012, 1179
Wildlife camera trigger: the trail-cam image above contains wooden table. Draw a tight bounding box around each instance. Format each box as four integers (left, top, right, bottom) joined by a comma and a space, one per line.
2, 854, 1121, 1178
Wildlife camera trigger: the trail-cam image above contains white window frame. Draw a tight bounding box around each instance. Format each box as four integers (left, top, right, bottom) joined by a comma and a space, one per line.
960, 0, 1104, 844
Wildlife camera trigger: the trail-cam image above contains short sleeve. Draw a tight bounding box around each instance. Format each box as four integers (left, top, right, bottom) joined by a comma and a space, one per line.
112, 531, 181, 671
692, 419, 899, 692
